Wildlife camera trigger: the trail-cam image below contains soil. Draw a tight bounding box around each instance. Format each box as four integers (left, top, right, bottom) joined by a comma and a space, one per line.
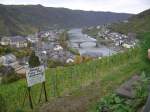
38, 81, 101, 112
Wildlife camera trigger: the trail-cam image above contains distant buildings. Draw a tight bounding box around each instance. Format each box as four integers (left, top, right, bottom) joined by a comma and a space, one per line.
26, 35, 39, 43
66, 58, 74, 63
54, 45, 63, 51
0, 36, 28, 48
0, 54, 27, 74
94, 25, 137, 49
0, 37, 10, 45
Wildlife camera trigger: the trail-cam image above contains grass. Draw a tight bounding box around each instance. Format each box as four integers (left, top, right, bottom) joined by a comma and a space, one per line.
88, 32, 150, 112
0, 47, 146, 112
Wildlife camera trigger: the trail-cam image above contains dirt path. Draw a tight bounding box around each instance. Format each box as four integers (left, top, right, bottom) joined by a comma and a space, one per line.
38, 82, 101, 112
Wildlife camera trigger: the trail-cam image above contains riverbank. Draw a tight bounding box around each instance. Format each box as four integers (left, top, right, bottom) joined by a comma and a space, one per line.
68, 28, 115, 57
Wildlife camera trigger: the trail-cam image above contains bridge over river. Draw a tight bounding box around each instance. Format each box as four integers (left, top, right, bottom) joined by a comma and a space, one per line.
68, 28, 116, 57
71, 40, 99, 48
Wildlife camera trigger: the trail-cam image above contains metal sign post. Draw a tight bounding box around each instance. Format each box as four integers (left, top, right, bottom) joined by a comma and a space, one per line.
43, 82, 48, 102
28, 87, 33, 109
23, 65, 48, 109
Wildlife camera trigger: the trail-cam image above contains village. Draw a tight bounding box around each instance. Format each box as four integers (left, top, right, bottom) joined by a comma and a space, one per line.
0, 29, 76, 78
0, 26, 138, 82
83, 25, 138, 52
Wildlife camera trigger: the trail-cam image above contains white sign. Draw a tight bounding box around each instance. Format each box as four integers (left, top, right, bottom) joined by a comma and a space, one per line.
26, 66, 45, 87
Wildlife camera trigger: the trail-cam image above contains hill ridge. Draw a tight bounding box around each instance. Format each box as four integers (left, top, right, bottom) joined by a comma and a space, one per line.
0, 4, 132, 36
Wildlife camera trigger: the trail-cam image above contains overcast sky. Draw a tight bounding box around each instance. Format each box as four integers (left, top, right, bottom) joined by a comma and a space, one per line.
0, 0, 150, 14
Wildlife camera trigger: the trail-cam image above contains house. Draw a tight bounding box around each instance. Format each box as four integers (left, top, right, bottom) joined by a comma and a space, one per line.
0, 36, 28, 48
0, 37, 10, 45
48, 33, 59, 41
0, 54, 17, 66
42, 42, 54, 51
122, 43, 134, 49
10, 36, 28, 48
39, 31, 50, 38
26, 35, 39, 48
26, 35, 39, 43
53, 45, 63, 51
96, 25, 101, 29
66, 58, 74, 63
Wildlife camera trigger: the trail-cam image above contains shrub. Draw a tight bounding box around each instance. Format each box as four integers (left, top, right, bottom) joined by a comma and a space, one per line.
67, 47, 79, 55
96, 72, 150, 112
14, 48, 31, 58
28, 51, 40, 68
74, 55, 83, 64
82, 56, 93, 62
74, 55, 93, 64
1, 66, 20, 84
48, 59, 64, 68
58, 31, 69, 49
96, 94, 133, 112
0, 45, 15, 56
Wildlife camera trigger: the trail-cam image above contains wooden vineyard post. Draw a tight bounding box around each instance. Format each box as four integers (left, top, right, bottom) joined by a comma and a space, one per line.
28, 87, 33, 109
43, 82, 48, 102
53, 71, 58, 97
38, 82, 48, 103
148, 49, 150, 60
143, 93, 150, 112
70, 67, 73, 88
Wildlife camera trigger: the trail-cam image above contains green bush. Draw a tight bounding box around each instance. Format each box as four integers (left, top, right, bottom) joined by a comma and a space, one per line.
96, 94, 133, 112
0, 45, 15, 56
28, 51, 41, 68
1, 67, 20, 84
67, 47, 79, 55
58, 31, 69, 49
48, 59, 64, 68
96, 72, 150, 112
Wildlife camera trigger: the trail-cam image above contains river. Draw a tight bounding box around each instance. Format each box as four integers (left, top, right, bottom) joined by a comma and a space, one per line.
68, 28, 115, 57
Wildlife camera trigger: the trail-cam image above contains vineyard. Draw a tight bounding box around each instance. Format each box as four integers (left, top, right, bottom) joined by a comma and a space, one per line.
0, 47, 147, 112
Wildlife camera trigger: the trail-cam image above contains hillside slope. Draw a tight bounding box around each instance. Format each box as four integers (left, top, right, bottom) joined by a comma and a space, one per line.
110, 9, 150, 34
0, 48, 145, 112
0, 4, 131, 36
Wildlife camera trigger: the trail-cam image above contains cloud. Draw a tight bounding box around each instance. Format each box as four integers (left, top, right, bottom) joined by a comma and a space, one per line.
0, 0, 149, 14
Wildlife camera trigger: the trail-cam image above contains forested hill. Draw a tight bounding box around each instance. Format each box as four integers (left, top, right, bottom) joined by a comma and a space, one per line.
110, 8, 150, 34
0, 4, 132, 36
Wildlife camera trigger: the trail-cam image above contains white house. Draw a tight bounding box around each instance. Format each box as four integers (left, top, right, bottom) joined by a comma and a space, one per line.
11, 36, 28, 48
0, 37, 10, 45
27, 35, 39, 43
96, 25, 101, 29
66, 58, 74, 63
1, 36, 28, 48
122, 43, 134, 49
53, 45, 63, 51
